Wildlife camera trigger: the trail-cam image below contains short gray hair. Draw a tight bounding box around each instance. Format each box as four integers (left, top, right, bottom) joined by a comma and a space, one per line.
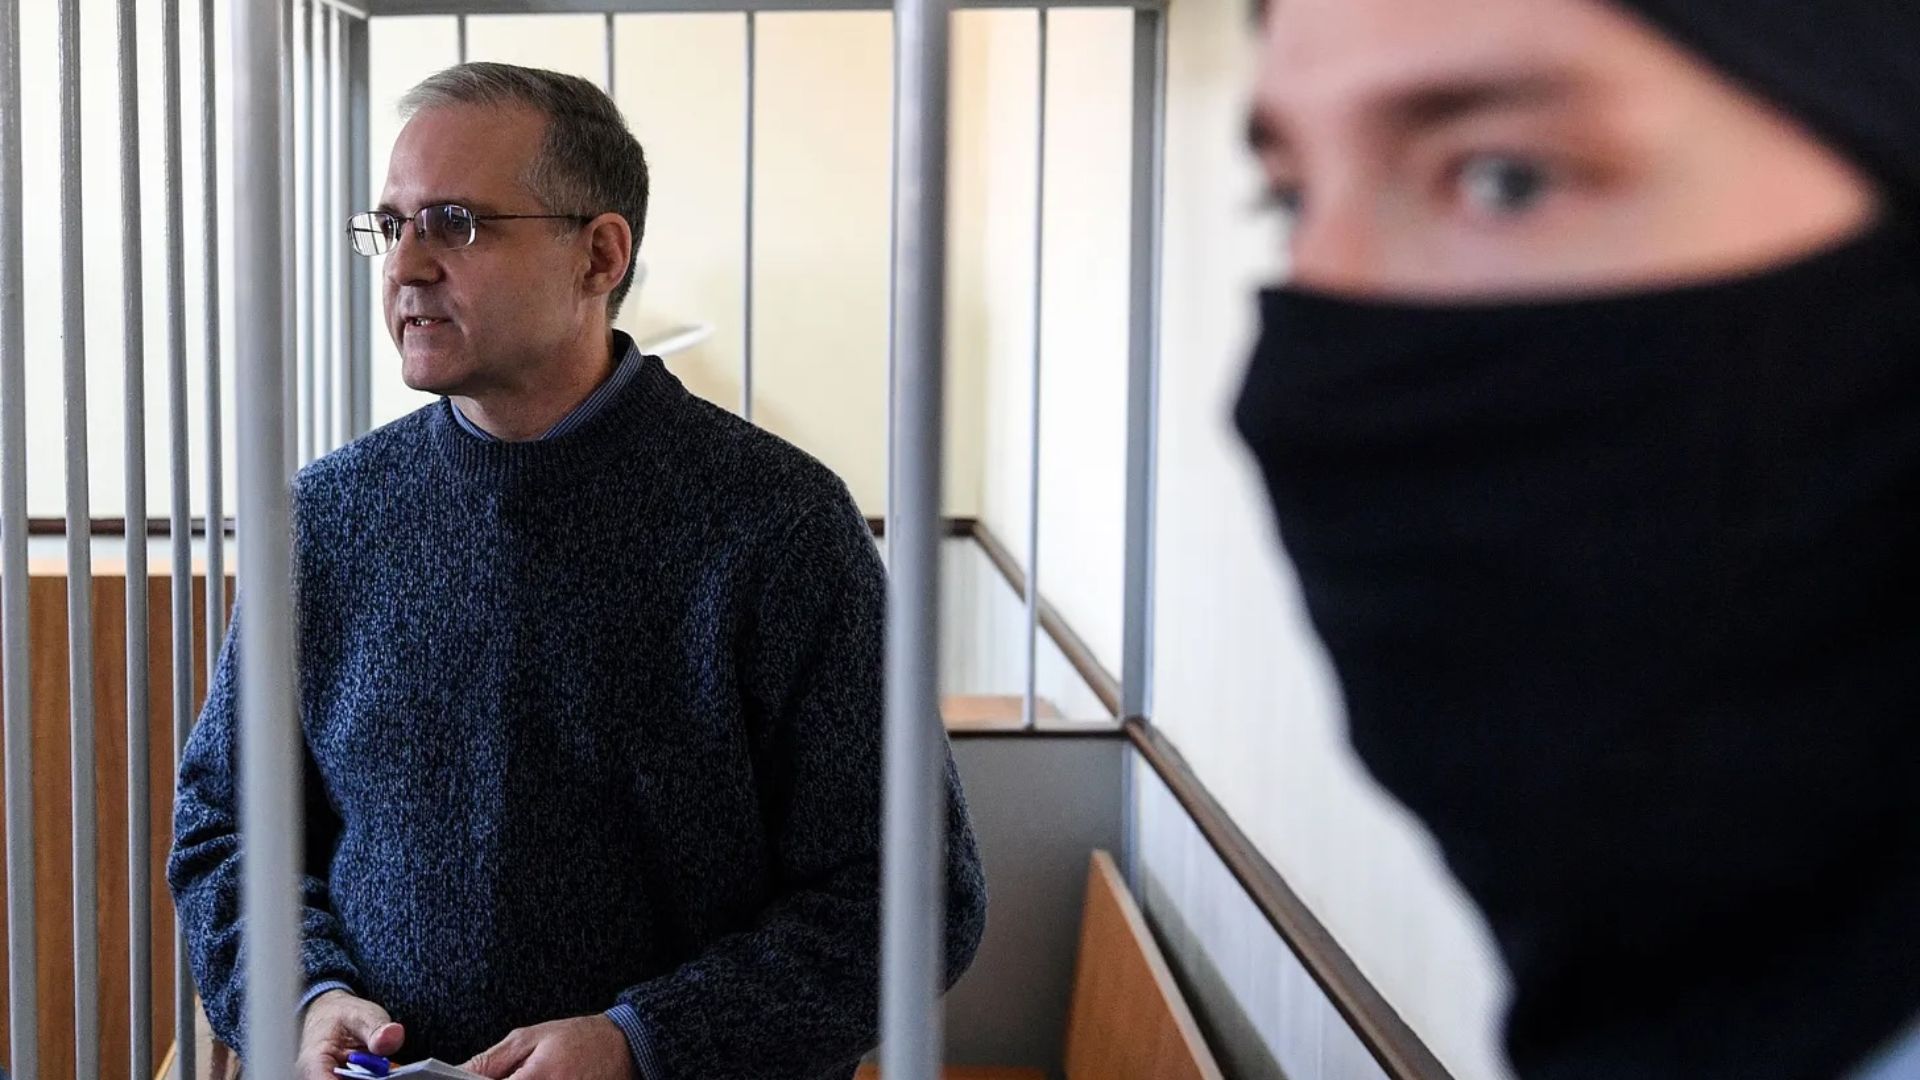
400, 62, 650, 318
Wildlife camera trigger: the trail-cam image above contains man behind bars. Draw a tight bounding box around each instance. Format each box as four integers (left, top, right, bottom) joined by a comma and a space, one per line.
168, 61, 987, 1080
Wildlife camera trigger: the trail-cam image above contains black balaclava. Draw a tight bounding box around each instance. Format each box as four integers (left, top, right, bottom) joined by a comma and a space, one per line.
1233, 5, 1920, 1080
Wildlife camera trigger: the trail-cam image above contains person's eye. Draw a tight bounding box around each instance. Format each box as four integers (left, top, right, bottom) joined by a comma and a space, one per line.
1455, 154, 1554, 218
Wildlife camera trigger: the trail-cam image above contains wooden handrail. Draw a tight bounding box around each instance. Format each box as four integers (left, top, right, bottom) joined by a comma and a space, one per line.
1124, 719, 1455, 1080
963, 519, 1455, 1080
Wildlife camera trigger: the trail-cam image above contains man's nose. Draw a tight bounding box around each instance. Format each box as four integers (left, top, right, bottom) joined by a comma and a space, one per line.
1287, 202, 1388, 295
384, 221, 443, 288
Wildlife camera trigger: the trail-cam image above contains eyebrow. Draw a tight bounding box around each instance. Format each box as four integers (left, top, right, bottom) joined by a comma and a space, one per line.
373, 196, 485, 216
1247, 69, 1584, 156
1385, 72, 1582, 131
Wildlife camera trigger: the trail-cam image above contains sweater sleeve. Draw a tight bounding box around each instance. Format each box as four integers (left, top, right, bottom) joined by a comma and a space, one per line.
609, 494, 989, 1080
166, 602, 366, 1055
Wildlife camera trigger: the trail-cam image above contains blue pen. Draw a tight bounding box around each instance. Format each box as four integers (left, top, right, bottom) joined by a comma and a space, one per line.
347, 1051, 392, 1077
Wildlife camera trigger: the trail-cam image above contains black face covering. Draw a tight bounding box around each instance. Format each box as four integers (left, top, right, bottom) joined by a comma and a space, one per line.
1234, 224, 1920, 1079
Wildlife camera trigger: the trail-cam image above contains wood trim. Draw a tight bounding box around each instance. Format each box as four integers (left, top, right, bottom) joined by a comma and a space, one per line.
946, 726, 1124, 742
966, 521, 1122, 719
26, 517, 236, 538
1123, 718, 1456, 1080
866, 515, 978, 539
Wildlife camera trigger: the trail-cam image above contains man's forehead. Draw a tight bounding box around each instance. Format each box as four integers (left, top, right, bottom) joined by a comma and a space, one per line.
383, 101, 543, 206
1259, 0, 1595, 100
1253, 0, 1607, 151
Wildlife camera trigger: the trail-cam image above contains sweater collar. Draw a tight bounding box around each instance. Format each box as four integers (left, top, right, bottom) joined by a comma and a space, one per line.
430, 337, 690, 489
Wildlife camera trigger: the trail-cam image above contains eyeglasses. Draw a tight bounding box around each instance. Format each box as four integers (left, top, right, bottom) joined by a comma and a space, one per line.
346, 203, 592, 256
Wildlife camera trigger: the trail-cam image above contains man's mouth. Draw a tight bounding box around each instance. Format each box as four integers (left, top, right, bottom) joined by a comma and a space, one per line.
405, 316, 450, 328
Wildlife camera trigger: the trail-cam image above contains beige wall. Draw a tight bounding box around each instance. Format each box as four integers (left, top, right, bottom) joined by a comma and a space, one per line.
968, 8, 1133, 700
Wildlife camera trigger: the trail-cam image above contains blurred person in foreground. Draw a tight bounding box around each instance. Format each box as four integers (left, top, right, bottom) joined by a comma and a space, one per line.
1236, 2, 1920, 1077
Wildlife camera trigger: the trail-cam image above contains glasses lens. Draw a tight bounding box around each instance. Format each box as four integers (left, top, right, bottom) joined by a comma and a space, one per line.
347, 212, 392, 256
421, 204, 476, 249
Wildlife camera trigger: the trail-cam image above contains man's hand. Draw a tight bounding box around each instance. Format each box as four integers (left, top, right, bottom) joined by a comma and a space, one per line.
462, 1016, 636, 1080
298, 990, 407, 1080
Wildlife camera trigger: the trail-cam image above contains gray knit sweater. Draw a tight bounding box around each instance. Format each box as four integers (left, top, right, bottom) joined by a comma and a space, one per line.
167, 349, 988, 1079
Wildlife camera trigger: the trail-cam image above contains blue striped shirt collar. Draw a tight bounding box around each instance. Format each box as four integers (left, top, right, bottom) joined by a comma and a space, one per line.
451, 331, 645, 443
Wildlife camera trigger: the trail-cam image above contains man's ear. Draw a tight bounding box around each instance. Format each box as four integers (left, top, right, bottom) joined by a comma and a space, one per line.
582, 212, 633, 302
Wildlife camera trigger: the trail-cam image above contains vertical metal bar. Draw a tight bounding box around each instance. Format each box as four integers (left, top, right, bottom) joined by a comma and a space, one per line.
162, 1, 198, 1074
603, 12, 615, 95
314, 2, 332, 456
1121, 6, 1163, 726
298, 0, 317, 465
204, 0, 229, 711
1021, 6, 1046, 732
283, 0, 300, 476
883, 18, 897, 561
457, 14, 468, 64
1119, 6, 1166, 892
117, 1, 155, 1077
345, 14, 371, 439
0, 0, 36, 1076
741, 12, 756, 421
881, 0, 950, 1074
57, 0, 102, 1071
331, 8, 350, 449
236, 0, 302, 1071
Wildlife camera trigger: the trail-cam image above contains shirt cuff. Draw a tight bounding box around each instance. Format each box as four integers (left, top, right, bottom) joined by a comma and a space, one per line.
604, 1002, 669, 1079
300, 980, 356, 1018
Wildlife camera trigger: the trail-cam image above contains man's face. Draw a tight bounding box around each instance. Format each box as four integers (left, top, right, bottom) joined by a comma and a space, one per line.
380, 103, 589, 396
1251, 0, 1879, 299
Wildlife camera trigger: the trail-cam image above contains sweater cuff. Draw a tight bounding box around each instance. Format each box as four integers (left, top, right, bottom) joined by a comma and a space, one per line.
300, 980, 356, 1018
605, 1003, 669, 1079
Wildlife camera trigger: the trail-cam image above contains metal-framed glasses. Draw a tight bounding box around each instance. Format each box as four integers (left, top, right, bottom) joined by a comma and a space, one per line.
347, 203, 592, 256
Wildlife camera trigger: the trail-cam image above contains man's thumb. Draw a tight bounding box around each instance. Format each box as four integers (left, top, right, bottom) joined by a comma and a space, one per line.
364, 1019, 406, 1056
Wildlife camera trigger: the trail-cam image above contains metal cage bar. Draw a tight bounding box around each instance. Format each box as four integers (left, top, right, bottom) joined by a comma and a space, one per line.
162, 0, 199, 1075
741, 11, 756, 420
1118, 2, 1164, 893
116, 1, 157, 1076
880, 0, 951, 1074
333, 7, 353, 448
285, 0, 302, 476
237, 0, 304, 1069
300, 0, 319, 464
57, 0, 103, 1069
0, 0, 35, 1075
346, 13, 373, 440
1021, 6, 1047, 732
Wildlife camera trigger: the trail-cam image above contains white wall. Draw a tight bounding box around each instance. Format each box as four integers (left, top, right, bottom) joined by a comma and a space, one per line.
16, 0, 238, 521
968, 8, 1133, 711
1136, 1, 1512, 1077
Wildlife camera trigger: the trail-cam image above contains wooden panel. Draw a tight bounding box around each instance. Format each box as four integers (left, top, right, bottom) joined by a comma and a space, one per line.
1063, 852, 1222, 1080
154, 996, 236, 1080
0, 570, 231, 1080
940, 695, 1061, 732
